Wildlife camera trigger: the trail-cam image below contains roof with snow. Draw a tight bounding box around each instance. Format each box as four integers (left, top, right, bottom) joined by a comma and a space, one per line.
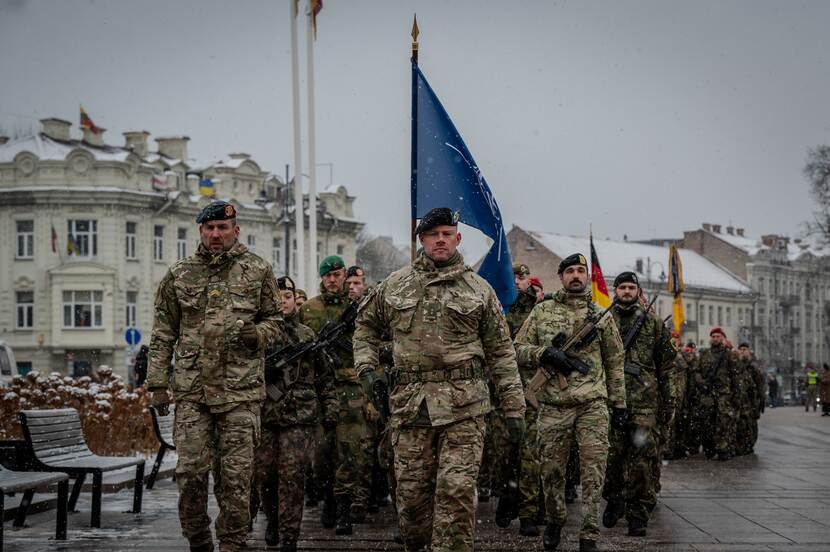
526, 230, 753, 294
0, 133, 133, 163
704, 229, 830, 261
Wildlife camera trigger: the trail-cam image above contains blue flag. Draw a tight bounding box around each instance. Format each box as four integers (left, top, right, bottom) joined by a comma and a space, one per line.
412, 64, 517, 309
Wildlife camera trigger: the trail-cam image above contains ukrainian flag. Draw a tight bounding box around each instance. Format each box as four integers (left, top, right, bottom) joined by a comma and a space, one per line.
668, 244, 685, 334
199, 178, 215, 197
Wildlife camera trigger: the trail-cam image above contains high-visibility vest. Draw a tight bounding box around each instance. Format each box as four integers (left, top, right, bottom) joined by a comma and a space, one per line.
807, 371, 819, 385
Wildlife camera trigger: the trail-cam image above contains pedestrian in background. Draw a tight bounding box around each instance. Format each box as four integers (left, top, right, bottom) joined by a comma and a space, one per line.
820, 364, 830, 417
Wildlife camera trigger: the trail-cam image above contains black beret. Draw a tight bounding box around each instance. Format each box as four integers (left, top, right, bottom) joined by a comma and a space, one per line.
738, 342, 750, 349
557, 253, 588, 274
415, 207, 459, 235
613, 271, 640, 288
277, 276, 295, 291
196, 201, 236, 223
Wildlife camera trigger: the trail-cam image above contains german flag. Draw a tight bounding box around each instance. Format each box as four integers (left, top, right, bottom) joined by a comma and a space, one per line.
590, 232, 612, 308
80, 106, 101, 134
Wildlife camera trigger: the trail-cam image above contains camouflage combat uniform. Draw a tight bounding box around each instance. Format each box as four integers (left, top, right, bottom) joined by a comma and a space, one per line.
254, 311, 337, 540
515, 289, 626, 541
603, 303, 678, 524
300, 286, 372, 513
147, 242, 283, 551
697, 344, 739, 457
354, 251, 525, 552
734, 357, 761, 455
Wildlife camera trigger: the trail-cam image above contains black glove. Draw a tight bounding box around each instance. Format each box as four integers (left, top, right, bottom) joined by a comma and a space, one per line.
506, 416, 526, 445
610, 407, 628, 431
321, 411, 338, 431
540, 347, 573, 375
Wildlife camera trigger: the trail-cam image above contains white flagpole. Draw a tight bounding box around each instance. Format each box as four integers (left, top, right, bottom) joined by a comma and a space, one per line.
290, 0, 305, 287
306, 1, 318, 292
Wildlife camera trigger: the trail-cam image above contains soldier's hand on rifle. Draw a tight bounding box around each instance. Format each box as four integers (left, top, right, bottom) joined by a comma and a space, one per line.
238, 320, 259, 350
151, 389, 171, 416
540, 347, 573, 375
506, 416, 526, 445
610, 407, 628, 431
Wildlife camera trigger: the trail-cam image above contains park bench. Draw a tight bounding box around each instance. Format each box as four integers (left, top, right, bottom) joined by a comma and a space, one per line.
0, 464, 69, 552
146, 405, 176, 489
18, 408, 145, 528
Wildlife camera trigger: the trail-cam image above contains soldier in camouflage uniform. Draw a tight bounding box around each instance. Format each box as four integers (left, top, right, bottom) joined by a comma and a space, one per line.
734, 343, 763, 455
301, 255, 371, 535
354, 207, 526, 552
147, 201, 283, 552
697, 327, 740, 460
515, 253, 627, 552
601, 272, 678, 537
254, 276, 337, 552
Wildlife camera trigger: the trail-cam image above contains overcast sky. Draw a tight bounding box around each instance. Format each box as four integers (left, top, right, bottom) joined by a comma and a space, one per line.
2, 0, 828, 260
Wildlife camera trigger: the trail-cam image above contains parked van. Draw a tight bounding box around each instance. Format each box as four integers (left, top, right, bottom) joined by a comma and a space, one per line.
0, 340, 18, 386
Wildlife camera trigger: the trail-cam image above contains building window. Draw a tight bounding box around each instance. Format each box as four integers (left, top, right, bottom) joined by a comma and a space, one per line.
62, 290, 103, 328
177, 228, 187, 260
272, 238, 282, 271
317, 241, 322, 268
292, 239, 297, 274
16, 291, 34, 328
16, 220, 34, 259
16, 361, 33, 376
708, 306, 714, 326
686, 303, 692, 320
717, 306, 723, 325
126, 222, 137, 259
337, 244, 344, 256
699, 304, 705, 323
67, 219, 97, 257
126, 291, 138, 327
726, 307, 731, 326
247, 234, 256, 253
153, 225, 164, 261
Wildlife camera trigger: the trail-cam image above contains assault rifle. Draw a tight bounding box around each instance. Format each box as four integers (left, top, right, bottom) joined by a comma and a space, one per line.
263, 300, 359, 402
622, 294, 659, 378
524, 300, 616, 409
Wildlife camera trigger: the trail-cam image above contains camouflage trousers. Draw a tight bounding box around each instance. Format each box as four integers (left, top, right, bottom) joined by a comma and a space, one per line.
393, 416, 486, 552
314, 382, 373, 506
692, 397, 716, 456
603, 414, 659, 523
734, 409, 757, 454
537, 399, 609, 540
517, 404, 542, 520
715, 398, 737, 455
173, 400, 260, 548
489, 408, 510, 496
253, 425, 314, 539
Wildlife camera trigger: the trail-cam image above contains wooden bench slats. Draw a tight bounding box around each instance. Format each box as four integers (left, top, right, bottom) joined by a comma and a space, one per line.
24, 419, 83, 434
48, 456, 143, 471
21, 409, 77, 420
29, 433, 87, 449
38, 444, 93, 460
0, 466, 69, 494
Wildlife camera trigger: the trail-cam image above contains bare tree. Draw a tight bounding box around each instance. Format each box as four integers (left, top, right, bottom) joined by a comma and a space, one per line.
804, 145, 830, 243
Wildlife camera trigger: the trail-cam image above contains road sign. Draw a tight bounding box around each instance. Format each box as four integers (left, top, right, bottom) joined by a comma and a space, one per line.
125, 327, 142, 346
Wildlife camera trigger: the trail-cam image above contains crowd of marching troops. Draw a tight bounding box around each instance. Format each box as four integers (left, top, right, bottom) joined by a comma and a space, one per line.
147, 202, 767, 552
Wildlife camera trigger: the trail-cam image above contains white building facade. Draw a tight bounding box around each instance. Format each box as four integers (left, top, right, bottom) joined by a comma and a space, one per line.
0, 118, 363, 379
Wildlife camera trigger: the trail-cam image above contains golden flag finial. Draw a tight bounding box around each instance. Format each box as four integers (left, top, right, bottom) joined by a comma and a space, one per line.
411, 14, 419, 63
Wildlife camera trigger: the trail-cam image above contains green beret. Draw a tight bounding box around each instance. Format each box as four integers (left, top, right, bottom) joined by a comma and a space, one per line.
613, 271, 639, 288
196, 201, 236, 224
557, 253, 588, 274
513, 262, 530, 276
319, 255, 346, 277
347, 265, 365, 278
415, 207, 459, 235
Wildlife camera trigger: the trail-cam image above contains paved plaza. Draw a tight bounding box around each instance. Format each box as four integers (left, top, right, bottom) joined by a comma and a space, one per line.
3, 406, 829, 552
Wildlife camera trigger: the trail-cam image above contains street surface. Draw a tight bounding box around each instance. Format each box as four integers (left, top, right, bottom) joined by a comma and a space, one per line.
3, 406, 829, 551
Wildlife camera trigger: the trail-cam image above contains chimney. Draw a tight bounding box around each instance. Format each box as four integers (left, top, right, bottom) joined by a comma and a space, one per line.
726, 226, 734, 235
40, 118, 72, 141
228, 152, 250, 160
82, 126, 106, 147
761, 234, 777, 247
635, 258, 644, 273
156, 136, 190, 161
712, 224, 722, 234
702, 223, 712, 232
0, 136, 8, 145
736, 228, 745, 237
123, 131, 150, 157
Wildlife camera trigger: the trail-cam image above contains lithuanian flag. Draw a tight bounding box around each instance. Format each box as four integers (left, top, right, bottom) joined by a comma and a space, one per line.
79, 106, 101, 134
668, 244, 685, 334
590, 233, 612, 308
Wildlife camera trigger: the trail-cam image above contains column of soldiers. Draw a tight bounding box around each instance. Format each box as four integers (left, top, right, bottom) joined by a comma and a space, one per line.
149, 201, 765, 552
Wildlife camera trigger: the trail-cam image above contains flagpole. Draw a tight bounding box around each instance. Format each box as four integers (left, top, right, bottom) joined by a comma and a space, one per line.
306, 0, 318, 291
410, 15, 419, 262
290, 0, 306, 287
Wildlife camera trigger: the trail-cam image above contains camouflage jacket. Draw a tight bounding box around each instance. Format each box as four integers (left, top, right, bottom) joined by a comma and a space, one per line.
514, 289, 626, 409
299, 285, 356, 384
507, 289, 537, 338
611, 304, 678, 419
147, 242, 283, 409
262, 312, 337, 427
696, 345, 739, 409
353, 251, 525, 428
734, 358, 760, 415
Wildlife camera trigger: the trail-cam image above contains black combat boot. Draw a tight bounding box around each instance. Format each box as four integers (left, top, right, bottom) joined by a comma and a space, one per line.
264, 518, 279, 546
351, 502, 367, 523
335, 499, 353, 536
280, 537, 297, 552
628, 518, 647, 537
519, 517, 540, 537
190, 543, 214, 552
602, 500, 624, 528
320, 488, 336, 529
565, 486, 578, 504
495, 494, 517, 528
478, 486, 491, 502
543, 523, 561, 550
578, 538, 598, 552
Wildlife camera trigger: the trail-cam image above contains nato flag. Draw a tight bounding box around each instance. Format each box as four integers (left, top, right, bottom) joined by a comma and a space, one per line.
412, 64, 517, 309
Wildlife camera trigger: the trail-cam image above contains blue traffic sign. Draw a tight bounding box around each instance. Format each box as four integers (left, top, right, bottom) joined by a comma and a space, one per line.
125, 327, 142, 346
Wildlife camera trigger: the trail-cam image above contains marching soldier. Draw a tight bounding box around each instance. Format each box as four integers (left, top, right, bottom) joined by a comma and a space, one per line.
515, 253, 626, 552
354, 207, 526, 552
698, 327, 740, 460
254, 276, 337, 551
601, 272, 678, 537
147, 201, 283, 552
301, 256, 370, 535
